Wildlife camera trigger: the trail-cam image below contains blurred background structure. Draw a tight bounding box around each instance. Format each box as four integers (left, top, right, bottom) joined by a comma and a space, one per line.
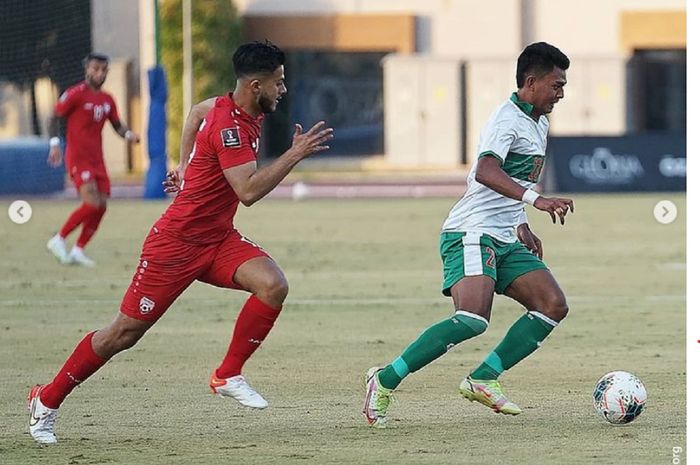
0, 0, 686, 195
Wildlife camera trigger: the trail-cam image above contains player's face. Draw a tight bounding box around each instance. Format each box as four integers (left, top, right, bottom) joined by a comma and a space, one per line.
531, 67, 567, 115
257, 66, 287, 114
85, 60, 109, 89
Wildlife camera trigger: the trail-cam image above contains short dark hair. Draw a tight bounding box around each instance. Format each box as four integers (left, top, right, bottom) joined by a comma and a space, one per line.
83, 52, 109, 67
516, 42, 569, 88
232, 40, 285, 78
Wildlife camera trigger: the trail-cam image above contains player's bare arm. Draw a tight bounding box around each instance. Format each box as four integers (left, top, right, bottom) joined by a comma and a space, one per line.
223, 121, 333, 206
163, 97, 217, 193
110, 120, 140, 143
476, 155, 574, 225
46, 112, 63, 167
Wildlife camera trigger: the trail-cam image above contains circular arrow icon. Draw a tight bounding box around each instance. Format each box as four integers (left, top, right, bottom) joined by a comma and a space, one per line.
8, 200, 32, 225
653, 200, 677, 225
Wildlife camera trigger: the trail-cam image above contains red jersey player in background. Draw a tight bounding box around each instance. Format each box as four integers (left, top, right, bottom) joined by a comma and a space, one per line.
27, 41, 333, 444
46, 53, 140, 267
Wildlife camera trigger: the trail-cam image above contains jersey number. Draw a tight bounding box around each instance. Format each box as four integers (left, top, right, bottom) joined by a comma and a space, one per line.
93, 105, 104, 122
527, 157, 544, 182
485, 247, 496, 269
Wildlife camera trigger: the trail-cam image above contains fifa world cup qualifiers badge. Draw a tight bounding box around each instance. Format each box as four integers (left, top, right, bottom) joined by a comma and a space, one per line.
221, 127, 241, 147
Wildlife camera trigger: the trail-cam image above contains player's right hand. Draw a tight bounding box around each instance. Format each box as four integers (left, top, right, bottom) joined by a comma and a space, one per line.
163, 167, 184, 193
533, 196, 574, 225
47, 146, 63, 168
290, 121, 334, 158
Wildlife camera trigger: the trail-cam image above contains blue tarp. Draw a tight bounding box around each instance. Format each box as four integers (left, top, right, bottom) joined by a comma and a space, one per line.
143, 65, 168, 199
0, 138, 64, 194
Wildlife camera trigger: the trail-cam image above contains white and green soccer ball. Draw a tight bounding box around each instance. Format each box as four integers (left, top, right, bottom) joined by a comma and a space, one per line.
593, 371, 647, 424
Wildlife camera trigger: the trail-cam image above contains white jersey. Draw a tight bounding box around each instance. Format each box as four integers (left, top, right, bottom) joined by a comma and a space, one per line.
442, 93, 548, 243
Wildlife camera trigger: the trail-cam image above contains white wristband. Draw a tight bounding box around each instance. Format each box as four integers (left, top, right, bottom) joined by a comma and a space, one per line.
49, 137, 61, 148
522, 189, 540, 205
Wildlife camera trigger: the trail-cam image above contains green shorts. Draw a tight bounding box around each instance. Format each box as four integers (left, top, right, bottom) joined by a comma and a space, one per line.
440, 231, 548, 296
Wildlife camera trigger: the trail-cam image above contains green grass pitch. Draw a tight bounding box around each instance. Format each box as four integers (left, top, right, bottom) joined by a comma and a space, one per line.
0, 194, 685, 464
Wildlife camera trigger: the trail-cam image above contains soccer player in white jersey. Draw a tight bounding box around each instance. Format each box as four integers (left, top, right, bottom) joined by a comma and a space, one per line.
364, 42, 574, 428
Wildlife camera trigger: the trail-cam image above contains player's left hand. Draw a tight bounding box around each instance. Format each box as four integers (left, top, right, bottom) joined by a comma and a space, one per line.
125, 131, 140, 144
517, 223, 543, 259
533, 196, 574, 225
163, 167, 184, 193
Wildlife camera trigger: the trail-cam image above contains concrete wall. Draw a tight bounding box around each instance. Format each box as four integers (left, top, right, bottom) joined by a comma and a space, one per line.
83, 0, 688, 170
92, 0, 142, 176
384, 56, 464, 167
235, 0, 521, 56
92, 0, 141, 91
235, 0, 685, 167
532, 0, 686, 57
100, 60, 131, 178
83, 0, 685, 170
465, 57, 627, 163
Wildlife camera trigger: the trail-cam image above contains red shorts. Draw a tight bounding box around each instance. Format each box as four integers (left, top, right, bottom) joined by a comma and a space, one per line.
69, 164, 111, 195
120, 227, 270, 322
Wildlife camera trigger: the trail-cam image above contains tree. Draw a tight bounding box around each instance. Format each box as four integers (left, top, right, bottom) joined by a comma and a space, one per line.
160, 0, 241, 162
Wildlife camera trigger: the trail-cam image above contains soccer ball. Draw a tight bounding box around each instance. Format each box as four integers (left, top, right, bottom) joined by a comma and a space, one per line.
593, 371, 647, 424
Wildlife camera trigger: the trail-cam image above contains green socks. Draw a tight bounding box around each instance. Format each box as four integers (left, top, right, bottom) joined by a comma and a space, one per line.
378, 312, 488, 390
375, 311, 560, 390
470, 311, 557, 380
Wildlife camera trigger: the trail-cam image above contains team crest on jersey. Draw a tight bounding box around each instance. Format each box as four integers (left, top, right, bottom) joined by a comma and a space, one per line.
220, 127, 241, 148
139, 296, 155, 314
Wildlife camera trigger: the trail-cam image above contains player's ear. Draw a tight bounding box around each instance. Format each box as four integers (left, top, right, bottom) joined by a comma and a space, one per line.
524, 74, 537, 90
249, 78, 262, 95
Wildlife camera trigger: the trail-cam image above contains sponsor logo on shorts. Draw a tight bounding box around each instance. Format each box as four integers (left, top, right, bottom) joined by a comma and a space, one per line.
81, 170, 92, 181
139, 296, 155, 314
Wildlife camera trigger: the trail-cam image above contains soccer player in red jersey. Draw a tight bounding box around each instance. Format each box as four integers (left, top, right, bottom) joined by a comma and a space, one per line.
27, 41, 333, 445
46, 53, 140, 267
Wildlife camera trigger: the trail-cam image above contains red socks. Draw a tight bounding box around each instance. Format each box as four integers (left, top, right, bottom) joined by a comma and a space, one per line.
215, 295, 282, 379
40, 331, 106, 409
59, 203, 98, 238
39, 297, 281, 408
76, 205, 106, 248
59, 202, 106, 248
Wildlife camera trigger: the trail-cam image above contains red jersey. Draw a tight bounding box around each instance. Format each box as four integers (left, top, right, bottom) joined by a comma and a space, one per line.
156, 93, 263, 245
55, 82, 120, 168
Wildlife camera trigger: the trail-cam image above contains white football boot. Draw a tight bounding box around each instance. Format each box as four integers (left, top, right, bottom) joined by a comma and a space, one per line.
28, 385, 58, 444
210, 373, 268, 409
46, 234, 69, 264
67, 246, 96, 267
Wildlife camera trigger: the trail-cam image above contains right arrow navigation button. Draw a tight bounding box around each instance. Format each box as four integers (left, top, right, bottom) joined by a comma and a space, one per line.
653, 200, 678, 225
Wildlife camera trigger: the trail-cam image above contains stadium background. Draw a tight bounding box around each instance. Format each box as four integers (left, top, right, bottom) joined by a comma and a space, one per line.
0, 1, 689, 464
0, 0, 686, 195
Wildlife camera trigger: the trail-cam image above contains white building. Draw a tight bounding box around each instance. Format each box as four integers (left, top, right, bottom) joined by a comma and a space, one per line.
0, 0, 686, 173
